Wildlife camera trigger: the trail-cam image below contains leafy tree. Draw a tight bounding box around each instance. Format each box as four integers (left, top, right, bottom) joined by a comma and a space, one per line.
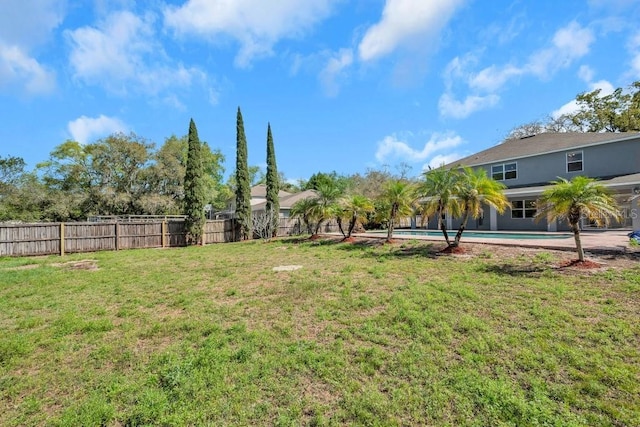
0, 156, 26, 187
453, 167, 508, 247
418, 167, 463, 247
572, 83, 640, 132
535, 176, 621, 262
88, 133, 155, 215
184, 119, 206, 245
235, 107, 252, 240
348, 168, 393, 200
265, 123, 280, 237
339, 194, 374, 239
0, 156, 48, 222
303, 171, 351, 194
376, 180, 416, 242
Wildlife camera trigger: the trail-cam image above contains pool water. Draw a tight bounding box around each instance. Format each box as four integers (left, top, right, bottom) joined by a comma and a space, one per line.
376, 230, 573, 240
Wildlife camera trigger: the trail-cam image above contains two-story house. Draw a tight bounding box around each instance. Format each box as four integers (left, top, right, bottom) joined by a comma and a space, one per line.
440, 132, 640, 232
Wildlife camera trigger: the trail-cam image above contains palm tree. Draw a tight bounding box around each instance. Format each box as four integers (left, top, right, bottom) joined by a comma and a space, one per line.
453, 167, 509, 247
312, 181, 342, 236
339, 194, 374, 239
377, 180, 417, 243
290, 197, 318, 235
535, 176, 621, 262
418, 166, 463, 246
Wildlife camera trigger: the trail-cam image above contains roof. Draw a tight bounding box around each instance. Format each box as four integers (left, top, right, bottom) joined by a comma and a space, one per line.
251, 189, 318, 211
450, 132, 640, 167
250, 184, 292, 199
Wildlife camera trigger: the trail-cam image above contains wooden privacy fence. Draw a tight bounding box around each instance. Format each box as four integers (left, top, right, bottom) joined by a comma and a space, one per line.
0, 217, 344, 257
0, 220, 236, 257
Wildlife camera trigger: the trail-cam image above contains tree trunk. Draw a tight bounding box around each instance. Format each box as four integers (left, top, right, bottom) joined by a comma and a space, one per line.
437, 204, 451, 246
337, 216, 346, 237
387, 218, 394, 242
346, 214, 356, 238
571, 221, 585, 262
453, 208, 471, 247
387, 204, 397, 242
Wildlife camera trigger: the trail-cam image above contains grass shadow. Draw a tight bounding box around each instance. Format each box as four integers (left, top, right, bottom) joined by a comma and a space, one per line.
477, 263, 550, 277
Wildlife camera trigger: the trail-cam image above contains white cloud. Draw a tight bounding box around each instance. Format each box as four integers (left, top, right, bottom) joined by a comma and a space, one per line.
469, 64, 522, 92
525, 21, 594, 78
0, 43, 56, 94
163, 0, 340, 67
628, 31, 640, 78
319, 48, 353, 97
438, 93, 499, 119
440, 21, 595, 119
358, 0, 466, 62
578, 65, 594, 82
0, 0, 66, 48
68, 115, 127, 144
66, 10, 207, 97
424, 153, 464, 170
0, 0, 63, 95
375, 132, 463, 164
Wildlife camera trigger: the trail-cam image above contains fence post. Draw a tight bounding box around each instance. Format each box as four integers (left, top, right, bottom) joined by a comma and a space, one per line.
115, 222, 120, 251
60, 223, 65, 256
162, 221, 167, 248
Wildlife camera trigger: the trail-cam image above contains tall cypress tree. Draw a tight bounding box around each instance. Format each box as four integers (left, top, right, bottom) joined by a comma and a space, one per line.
184, 118, 206, 245
235, 107, 252, 240
265, 123, 280, 237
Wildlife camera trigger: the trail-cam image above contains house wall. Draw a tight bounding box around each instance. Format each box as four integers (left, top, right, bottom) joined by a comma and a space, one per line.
478, 137, 640, 187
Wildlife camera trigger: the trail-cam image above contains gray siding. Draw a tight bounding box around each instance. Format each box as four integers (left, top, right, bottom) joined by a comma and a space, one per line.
479, 137, 640, 187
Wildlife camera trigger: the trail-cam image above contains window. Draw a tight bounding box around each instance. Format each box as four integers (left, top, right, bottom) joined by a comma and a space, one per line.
491, 162, 517, 181
511, 199, 536, 219
567, 151, 583, 172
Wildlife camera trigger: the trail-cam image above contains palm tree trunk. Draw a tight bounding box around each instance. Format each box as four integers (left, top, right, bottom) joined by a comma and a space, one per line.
337, 216, 346, 237
346, 214, 356, 238
453, 208, 471, 247
387, 204, 397, 242
437, 204, 451, 246
571, 221, 585, 262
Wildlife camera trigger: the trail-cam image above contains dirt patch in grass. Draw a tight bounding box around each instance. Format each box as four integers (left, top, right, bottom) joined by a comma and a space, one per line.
5, 264, 40, 271
440, 245, 467, 254
558, 259, 603, 269
50, 260, 99, 271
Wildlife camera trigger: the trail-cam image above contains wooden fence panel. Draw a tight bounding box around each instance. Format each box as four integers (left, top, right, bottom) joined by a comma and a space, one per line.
204, 219, 236, 244
64, 222, 117, 253
167, 221, 187, 247
118, 222, 163, 249
0, 223, 60, 256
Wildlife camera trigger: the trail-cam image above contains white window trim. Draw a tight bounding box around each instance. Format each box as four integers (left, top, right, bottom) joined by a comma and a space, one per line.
491, 161, 518, 181
566, 150, 584, 173
511, 199, 536, 219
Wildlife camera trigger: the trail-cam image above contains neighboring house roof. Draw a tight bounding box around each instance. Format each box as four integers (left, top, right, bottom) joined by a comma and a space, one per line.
280, 190, 318, 209
450, 132, 640, 167
252, 189, 318, 211
250, 184, 292, 199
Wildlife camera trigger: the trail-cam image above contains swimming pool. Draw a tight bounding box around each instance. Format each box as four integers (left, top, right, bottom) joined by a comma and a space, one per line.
371, 230, 573, 240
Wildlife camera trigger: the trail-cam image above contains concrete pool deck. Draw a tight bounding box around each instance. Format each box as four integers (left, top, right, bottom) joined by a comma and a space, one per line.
356, 229, 637, 255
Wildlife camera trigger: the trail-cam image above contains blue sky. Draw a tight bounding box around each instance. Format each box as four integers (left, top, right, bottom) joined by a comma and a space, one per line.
1, 0, 640, 182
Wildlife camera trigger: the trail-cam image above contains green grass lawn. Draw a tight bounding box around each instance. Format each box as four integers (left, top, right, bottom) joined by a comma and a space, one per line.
1, 237, 639, 426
